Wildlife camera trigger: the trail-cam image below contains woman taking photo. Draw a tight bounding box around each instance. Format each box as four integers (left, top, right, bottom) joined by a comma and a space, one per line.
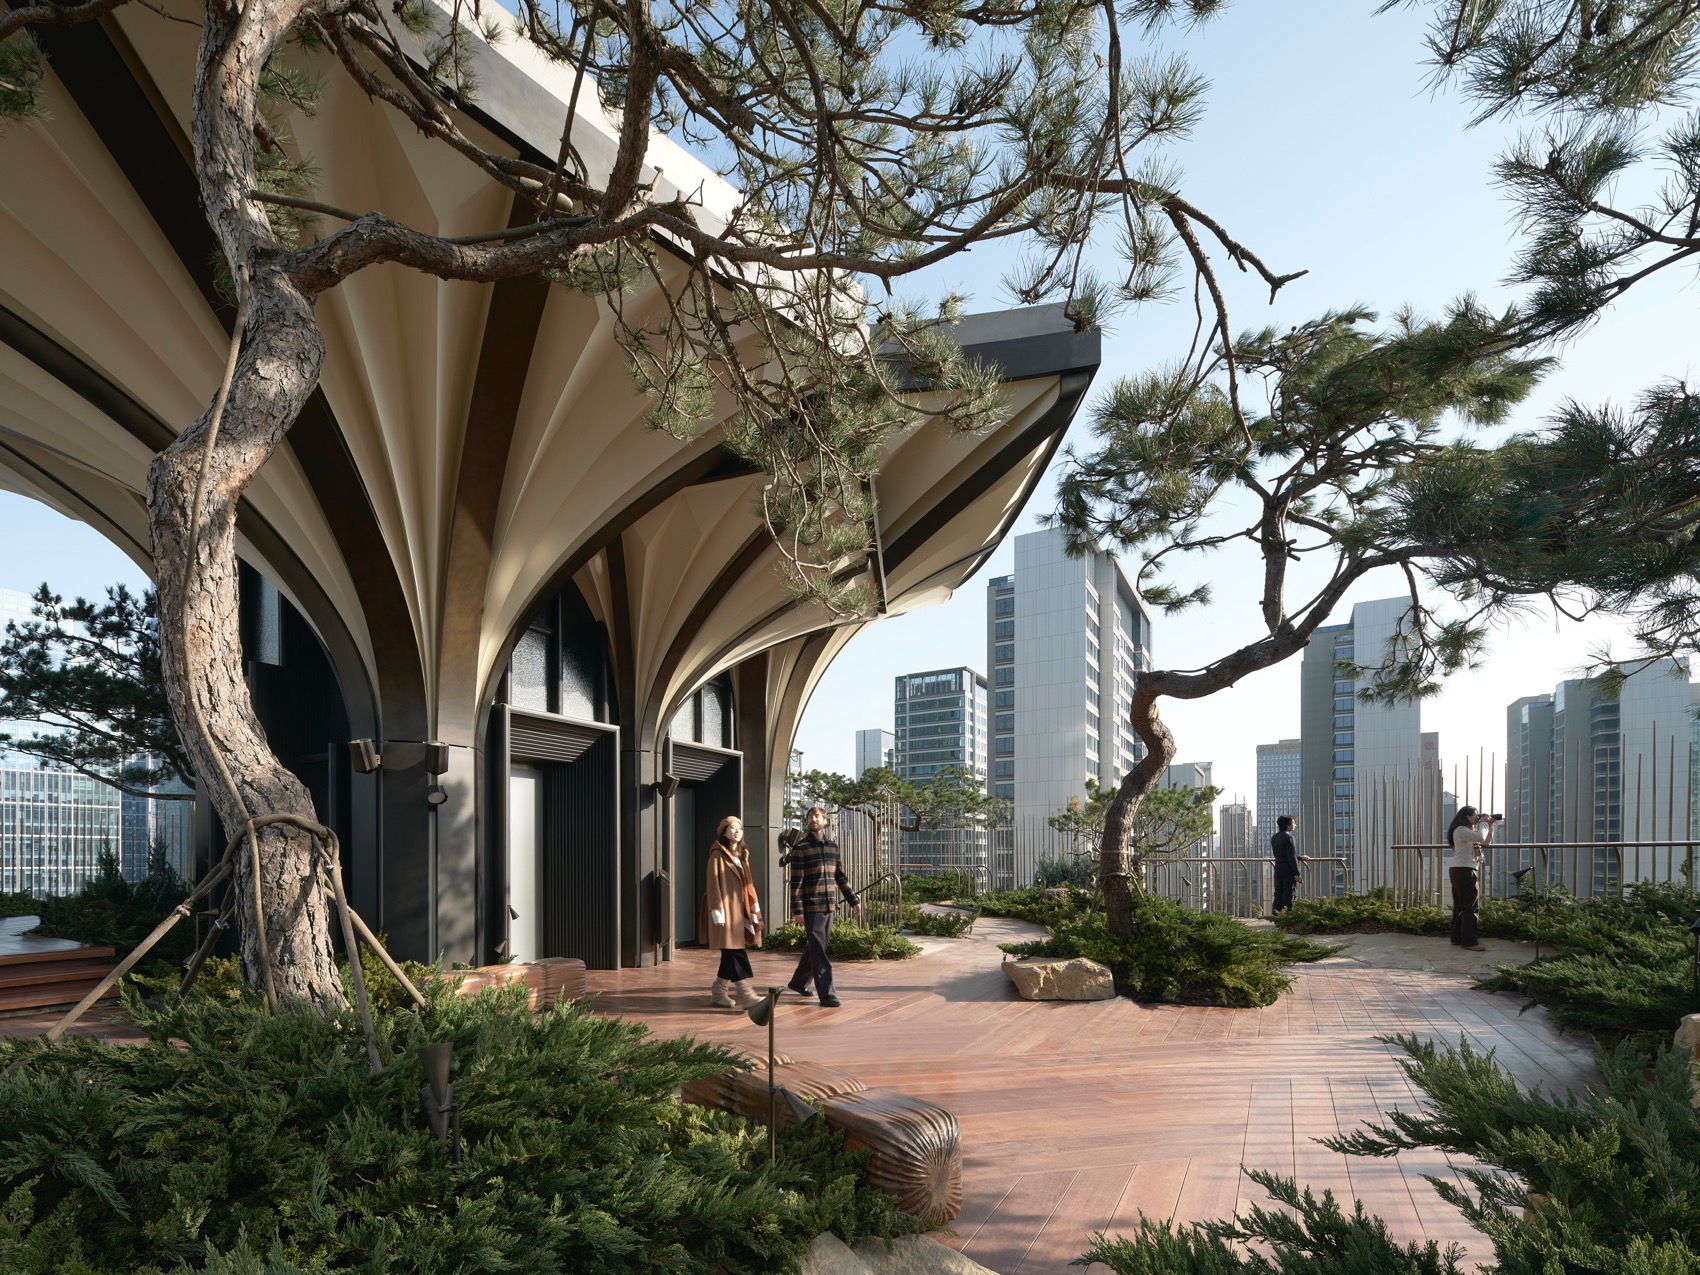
1447, 805, 1494, 952
702, 815, 763, 1008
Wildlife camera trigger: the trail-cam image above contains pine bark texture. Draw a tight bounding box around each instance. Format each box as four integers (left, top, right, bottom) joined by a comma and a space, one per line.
145, 0, 346, 1007
1097, 678, 1175, 938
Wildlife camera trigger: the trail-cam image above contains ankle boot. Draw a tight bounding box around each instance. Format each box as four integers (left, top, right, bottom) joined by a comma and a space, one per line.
730, 979, 761, 1008
709, 978, 734, 1007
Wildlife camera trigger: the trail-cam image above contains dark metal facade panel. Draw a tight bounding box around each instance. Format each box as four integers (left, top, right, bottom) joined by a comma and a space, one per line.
541, 731, 620, 969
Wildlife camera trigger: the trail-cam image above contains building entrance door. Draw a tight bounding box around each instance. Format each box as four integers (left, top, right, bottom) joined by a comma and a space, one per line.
672, 786, 698, 944
508, 765, 543, 962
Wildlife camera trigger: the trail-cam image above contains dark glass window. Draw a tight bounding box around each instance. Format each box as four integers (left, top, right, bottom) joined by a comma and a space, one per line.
512, 630, 551, 711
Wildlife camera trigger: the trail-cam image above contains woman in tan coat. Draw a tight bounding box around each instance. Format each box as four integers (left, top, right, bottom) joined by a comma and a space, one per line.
701, 815, 764, 1007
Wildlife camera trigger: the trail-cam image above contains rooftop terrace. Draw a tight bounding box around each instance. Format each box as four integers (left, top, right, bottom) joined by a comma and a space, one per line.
586, 916, 1594, 1274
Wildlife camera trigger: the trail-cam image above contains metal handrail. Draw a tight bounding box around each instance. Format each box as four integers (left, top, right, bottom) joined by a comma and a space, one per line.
836, 870, 903, 927
1392, 840, 1700, 849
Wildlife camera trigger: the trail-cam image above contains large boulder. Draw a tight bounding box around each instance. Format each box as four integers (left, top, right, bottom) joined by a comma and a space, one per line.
802, 1233, 997, 1275
1002, 954, 1115, 1001
1676, 1013, 1700, 1057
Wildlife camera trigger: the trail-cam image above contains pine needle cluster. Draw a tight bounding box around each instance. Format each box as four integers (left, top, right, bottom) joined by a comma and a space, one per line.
0, 989, 927, 1272
1478, 879, 1700, 1052
1082, 1029, 1700, 1274
1328, 1032, 1700, 1275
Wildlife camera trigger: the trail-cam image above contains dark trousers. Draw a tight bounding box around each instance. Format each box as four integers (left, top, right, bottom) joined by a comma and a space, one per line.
1449, 867, 1480, 945
1273, 873, 1298, 913
716, 948, 753, 981
788, 911, 835, 1000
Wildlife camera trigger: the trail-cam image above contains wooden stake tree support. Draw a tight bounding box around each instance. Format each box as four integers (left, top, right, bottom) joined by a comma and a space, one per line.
18, 813, 425, 1076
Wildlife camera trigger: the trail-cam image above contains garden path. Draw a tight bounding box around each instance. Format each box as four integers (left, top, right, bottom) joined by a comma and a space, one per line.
586, 916, 1598, 1274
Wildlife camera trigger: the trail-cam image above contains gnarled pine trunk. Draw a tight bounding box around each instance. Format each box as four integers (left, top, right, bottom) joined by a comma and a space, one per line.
1097, 680, 1176, 938
144, 0, 346, 1007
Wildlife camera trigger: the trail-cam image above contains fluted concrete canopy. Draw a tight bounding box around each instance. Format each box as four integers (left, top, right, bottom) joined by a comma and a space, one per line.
0, 0, 1100, 959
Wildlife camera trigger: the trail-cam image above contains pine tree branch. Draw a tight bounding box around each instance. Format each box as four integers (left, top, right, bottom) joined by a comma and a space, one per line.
0, 0, 131, 45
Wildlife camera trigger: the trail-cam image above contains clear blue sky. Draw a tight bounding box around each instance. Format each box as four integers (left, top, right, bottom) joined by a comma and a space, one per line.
2, 0, 1689, 815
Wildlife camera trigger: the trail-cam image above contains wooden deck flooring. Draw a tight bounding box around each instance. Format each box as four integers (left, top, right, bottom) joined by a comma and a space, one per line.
587, 916, 1598, 1274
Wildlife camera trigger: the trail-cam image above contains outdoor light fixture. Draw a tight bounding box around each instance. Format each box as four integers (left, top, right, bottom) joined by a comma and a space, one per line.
350, 738, 451, 776
426, 786, 449, 808
349, 739, 381, 774
655, 773, 681, 800
418, 1041, 461, 1162
775, 1086, 820, 1132
746, 987, 781, 1162
1511, 865, 1533, 902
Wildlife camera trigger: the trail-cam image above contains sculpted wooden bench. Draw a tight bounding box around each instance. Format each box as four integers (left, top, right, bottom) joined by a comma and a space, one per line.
681, 1058, 963, 1223
448, 956, 587, 1010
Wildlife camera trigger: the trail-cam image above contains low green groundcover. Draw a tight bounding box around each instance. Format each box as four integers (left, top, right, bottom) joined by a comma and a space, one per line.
0, 987, 925, 1273
1475, 880, 1700, 1052
761, 920, 920, 960
982, 887, 1334, 1007
1278, 886, 1526, 940
0, 848, 192, 969
899, 904, 973, 938
1283, 881, 1700, 1053
897, 871, 979, 904
1080, 1034, 1700, 1274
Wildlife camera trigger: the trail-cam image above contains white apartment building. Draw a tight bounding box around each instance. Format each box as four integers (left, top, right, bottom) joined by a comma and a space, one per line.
1161, 761, 1214, 791
1218, 801, 1254, 857
986, 528, 1152, 825
1298, 597, 1425, 891
853, 728, 895, 779
1504, 659, 1698, 895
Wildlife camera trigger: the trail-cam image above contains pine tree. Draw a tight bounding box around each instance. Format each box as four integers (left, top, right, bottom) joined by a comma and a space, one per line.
1388, 2, 1700, 661
0, 584, 191, 797
1056, 304, 1569, 937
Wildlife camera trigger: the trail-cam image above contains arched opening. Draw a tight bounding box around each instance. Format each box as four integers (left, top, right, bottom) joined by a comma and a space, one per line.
0, 493, 360, 912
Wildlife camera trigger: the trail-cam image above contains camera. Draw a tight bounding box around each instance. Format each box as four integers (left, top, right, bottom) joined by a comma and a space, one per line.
1479, 812, 1503, 823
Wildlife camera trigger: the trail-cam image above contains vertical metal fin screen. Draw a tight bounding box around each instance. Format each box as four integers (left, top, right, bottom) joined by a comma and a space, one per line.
541, 731, 619, 968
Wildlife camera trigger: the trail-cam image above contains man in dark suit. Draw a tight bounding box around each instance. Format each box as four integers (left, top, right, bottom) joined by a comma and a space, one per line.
1270, 814, 1307, 914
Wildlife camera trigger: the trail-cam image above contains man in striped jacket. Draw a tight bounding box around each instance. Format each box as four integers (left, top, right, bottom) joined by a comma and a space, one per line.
786, 805, 861, 1007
